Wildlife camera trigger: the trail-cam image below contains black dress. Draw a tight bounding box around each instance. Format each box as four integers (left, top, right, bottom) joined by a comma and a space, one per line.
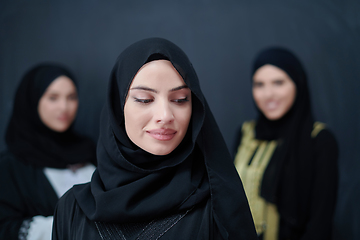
0, 64, 96, 240
232, 47, 338, 240
233, 121, 338, 240
0, 151, 58, 239
53, 38, 257, 240
53, 184, 225, 240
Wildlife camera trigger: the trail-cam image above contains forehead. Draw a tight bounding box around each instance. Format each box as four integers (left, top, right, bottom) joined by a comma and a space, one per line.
45, 76, 76, 93
130, 60, 185, 87
253, 64, 291, 81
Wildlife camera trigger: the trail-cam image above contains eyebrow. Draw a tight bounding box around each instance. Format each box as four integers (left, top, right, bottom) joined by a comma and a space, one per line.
130, 85, 189, 93
170, 85, 189, 92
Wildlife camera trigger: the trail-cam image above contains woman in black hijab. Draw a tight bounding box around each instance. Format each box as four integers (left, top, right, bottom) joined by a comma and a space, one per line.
0, 64, 96, 240
52, 38, 257, 240
233, 47, 338, 240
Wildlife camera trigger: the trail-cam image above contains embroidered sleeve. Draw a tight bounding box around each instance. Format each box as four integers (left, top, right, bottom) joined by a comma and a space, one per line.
18, 218, 32, 240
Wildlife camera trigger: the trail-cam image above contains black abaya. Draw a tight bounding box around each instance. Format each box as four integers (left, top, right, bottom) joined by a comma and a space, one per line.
0, 151, 58, 239
233, 47, 338, 240
0, 64, 96, 239
53, 38, 257, 240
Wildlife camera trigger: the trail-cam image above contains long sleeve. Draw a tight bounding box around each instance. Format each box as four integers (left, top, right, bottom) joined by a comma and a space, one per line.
300, 129, 339, 240
0, 152, 58, 240
52, 188, 101, 240
52, 191, 73, 240
27, 216, 53, 240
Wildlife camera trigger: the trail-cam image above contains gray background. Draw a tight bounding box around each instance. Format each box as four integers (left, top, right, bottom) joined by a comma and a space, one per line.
1, 0, 359, 239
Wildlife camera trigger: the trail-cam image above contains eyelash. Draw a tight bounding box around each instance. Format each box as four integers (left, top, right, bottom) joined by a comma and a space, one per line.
134, 98, 154, 104
133, 97, 189, 104
48, 96, 77, 101
253, 82, 263, 88
172, 97, 189, 103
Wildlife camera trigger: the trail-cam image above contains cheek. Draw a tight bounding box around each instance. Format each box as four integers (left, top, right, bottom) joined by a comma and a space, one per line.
282, 85, 297, 106
176, 107, 192, 127
38, 101, 53, 119
69, 101, 79, 116
252, 89, 263, 106
124, 104, 149, 132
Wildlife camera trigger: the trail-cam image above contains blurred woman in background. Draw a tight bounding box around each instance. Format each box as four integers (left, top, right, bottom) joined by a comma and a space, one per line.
233, 47, 338, 240
0, 64, 96, 240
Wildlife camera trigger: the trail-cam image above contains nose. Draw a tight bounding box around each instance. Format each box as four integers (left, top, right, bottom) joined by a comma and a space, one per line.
59, 98, 69, 111
155, 101, 174, 124
262, 85, 274, 99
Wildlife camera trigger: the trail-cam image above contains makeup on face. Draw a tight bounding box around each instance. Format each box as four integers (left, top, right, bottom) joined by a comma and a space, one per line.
124, 60, 192, 156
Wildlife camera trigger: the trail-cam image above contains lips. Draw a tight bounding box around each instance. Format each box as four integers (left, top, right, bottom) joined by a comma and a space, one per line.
57, 115, 69, 121
146, 129, 177, 141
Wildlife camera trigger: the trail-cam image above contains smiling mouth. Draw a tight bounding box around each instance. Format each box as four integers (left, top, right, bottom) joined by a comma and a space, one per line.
264, 102, 279, 110
146, 129, 177, 141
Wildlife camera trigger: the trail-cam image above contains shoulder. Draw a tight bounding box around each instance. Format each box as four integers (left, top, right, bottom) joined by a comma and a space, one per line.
241, 120, 256, 132
0, 150, 42, 182
0, 150, 36, 170
53, 184, 97, 239
52, 188, 77, 239
311, 125, 339, 166
55, 183, 92, 218
0, 150, 16, 164
312, 125, 338, 150
53, 187, 78, 233
232, 120, 255, 157
239, 120, 256, 141
234, 120, 256, 138
0, 150, 23, 178
56, 187, 78, 213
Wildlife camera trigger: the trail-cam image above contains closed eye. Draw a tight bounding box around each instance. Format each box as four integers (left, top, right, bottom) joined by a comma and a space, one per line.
273, 80, 284, 86
134, 97, 154, 104
172, 97, 189, 104
67, 94, 78, 101
48, 95, 58, 101
253, 82, 263, 88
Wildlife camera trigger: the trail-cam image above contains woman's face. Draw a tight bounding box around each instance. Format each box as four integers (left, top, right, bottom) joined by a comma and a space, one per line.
38, 76, 78, 132
252, 64, 296, 120
124, 60, 192, 156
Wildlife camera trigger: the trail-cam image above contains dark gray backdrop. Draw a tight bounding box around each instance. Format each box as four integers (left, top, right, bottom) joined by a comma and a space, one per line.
1, 0, 359, 239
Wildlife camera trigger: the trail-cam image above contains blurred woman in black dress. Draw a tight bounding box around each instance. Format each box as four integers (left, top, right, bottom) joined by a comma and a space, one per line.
233, 47, 338, 240
0, 64, 96, 240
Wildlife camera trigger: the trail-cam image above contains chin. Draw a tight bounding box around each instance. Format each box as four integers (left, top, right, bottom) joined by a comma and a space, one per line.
50, 124, 71, 132
264, 113, 283, 121
145, 145, 176, 156
148, 149, 174, 156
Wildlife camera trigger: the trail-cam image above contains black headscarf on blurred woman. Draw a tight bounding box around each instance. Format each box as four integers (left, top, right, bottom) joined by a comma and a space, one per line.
252, 47, 329, 232
5, 64, 96, 168
53, 38, 257, 240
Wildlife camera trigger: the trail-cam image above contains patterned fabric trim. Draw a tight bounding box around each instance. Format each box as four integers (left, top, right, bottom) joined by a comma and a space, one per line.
311, 122, 326, 138
95, 207, 193, 240
234, 120, 327, 239
18, 218, 33, 240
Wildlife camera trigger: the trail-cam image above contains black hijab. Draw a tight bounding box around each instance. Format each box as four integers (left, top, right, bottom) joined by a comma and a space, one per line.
73, 38, 256, 239
252, 47, 315, 225
5, 64, 96, 169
